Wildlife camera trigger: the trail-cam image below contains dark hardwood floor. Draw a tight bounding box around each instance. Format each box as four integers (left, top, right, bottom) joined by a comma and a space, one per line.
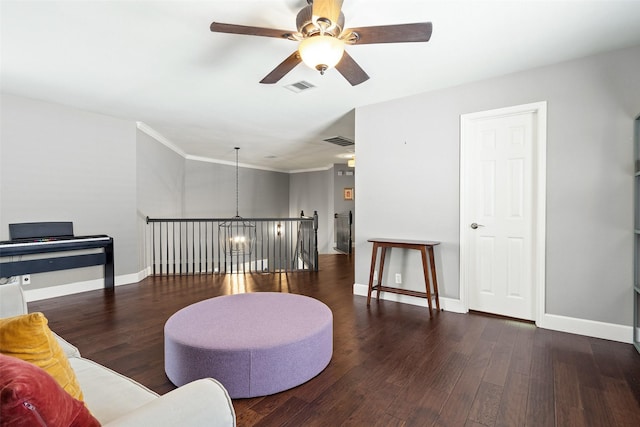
30, 254, 640, 426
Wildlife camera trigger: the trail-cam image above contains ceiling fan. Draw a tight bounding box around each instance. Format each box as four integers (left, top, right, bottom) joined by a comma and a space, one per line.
210, 0, 432, 86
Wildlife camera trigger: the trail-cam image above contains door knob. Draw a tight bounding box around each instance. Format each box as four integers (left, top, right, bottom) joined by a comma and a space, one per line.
470, 223, 484, 229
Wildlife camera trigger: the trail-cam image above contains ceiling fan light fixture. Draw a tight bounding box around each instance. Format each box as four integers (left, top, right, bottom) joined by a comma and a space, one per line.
298, 35, 344, 74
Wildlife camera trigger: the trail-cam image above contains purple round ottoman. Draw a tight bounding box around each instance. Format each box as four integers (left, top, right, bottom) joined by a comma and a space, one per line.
164, 292, 333, 398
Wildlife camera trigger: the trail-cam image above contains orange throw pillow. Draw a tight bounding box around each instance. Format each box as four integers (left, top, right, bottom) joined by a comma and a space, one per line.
0, 312, 84, 401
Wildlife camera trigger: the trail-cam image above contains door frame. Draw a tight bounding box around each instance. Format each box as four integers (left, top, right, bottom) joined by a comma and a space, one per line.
459, 101, 547, 324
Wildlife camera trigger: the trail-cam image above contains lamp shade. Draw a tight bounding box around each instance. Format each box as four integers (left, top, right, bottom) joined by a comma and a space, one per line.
298, 35, 345, 72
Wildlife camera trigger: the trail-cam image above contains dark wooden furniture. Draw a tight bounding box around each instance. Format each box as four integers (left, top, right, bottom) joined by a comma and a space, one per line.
367, 238, 440, 316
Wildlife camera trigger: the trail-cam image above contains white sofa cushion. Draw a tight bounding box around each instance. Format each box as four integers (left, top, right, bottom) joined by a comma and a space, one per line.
104, 378, 236, 427
54, 332, 82, 358
0, 282, 28, 317
70, 357, 158, 424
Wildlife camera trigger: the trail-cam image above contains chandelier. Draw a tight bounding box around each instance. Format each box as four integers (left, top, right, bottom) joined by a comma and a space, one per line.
219, 147, 256, 259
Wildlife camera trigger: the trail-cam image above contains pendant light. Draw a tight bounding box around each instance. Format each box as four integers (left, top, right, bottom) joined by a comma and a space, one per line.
298, 34, 345, 74
219, 147, 256, 259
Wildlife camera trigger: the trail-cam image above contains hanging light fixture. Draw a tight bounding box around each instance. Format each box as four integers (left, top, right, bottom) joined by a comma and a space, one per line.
219, 147, 256, 260
298, 34, 345, 74
295, 1, 346, 76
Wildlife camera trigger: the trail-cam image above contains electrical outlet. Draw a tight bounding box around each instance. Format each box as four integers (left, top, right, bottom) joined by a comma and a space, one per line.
395, 273, 402, 284
21, 274, 31, 285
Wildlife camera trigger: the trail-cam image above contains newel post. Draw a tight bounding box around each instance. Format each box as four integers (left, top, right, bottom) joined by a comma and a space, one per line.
313, 210, 319, 270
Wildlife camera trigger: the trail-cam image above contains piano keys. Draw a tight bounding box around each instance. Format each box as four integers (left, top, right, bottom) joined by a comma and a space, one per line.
0, 222, 114, 289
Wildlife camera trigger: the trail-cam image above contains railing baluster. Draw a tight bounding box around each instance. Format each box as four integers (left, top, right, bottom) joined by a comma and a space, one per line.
151, 219, 156, 276
159, 222, 163, 276
262, 222, 266, 272
204, 222, 207, 274
179, 222, 183, 275
145, 216, 318, 276
184, 222, 187, 274
166, 222, 169, 274
191, 222, 195, 274
287, 220, 291, 272
215, 222, 220, 274
170, 222, 174, 274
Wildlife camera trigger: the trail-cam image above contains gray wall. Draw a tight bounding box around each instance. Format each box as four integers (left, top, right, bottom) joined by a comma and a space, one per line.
183, 159, 289, 218
0, 94, 138, 289
136, 130, 186, 271
136, 129, 185, 219
355, 45, 640, 326
289, 169, 332, 253
333, 163, 355, 218
288, 165, 356, 254
137, 135, 290, 220
333, 163, 355, 250
0, 95, 293, 291
137, 141, 291, 274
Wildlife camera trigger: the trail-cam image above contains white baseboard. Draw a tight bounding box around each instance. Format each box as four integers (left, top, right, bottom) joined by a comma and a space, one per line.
353, 283, 632, 344
353, 283, 465, 313
538, 313, 632, 344
24, 269, 149, 302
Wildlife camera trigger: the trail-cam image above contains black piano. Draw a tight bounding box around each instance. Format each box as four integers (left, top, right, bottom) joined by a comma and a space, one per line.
0, 222, 114, 289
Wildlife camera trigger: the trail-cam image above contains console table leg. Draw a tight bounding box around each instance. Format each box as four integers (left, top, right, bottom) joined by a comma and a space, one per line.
428, 247, 440, 311
420, 247, 433, 316
377, 247, 387, 301
366, 243, 378, 306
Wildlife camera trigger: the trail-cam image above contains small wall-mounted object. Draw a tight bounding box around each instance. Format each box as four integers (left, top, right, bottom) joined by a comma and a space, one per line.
344, 188, 354, 201
345, 171, 354, 176
337, 170, 344, 176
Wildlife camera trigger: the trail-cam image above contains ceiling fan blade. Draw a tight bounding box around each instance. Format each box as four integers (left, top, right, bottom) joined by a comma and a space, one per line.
260, 51, 302, 84
345, 22, 432, 44
312, 0, 344, 27
335, 51, 369, 86
210, 22, 294, 40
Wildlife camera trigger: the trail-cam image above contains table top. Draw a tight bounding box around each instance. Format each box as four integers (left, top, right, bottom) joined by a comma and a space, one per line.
367, 238, 441, 246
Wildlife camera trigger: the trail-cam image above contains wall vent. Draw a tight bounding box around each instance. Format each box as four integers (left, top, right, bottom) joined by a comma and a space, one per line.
323, 136, 354, 147
285, 80, 316, 93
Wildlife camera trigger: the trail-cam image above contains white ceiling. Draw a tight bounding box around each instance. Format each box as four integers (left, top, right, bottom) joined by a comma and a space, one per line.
2, 0, 640, 171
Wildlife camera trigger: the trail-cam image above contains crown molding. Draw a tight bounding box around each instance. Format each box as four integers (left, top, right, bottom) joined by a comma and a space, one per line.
137, 122, 289, 173
185, 154, 287, 173
136, 121, 186, 157
138, 122, 337, 175
288, 165, 334, 174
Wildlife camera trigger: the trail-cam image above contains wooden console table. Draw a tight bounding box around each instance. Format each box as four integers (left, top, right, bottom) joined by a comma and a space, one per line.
367, 238, 441, 316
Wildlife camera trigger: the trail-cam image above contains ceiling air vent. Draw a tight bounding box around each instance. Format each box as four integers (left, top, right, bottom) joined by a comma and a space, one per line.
284, 80, 316, 93
323, 136, 354, 147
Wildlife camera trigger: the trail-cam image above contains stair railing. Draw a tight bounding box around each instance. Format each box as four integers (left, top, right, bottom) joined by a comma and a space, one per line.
145, 211, 318, 275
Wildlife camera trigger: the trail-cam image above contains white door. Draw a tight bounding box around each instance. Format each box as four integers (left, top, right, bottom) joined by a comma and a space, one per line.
460, 103, 546, 321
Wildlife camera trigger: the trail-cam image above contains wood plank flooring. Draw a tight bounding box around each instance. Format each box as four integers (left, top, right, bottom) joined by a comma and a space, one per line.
30, 254, 640, 426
